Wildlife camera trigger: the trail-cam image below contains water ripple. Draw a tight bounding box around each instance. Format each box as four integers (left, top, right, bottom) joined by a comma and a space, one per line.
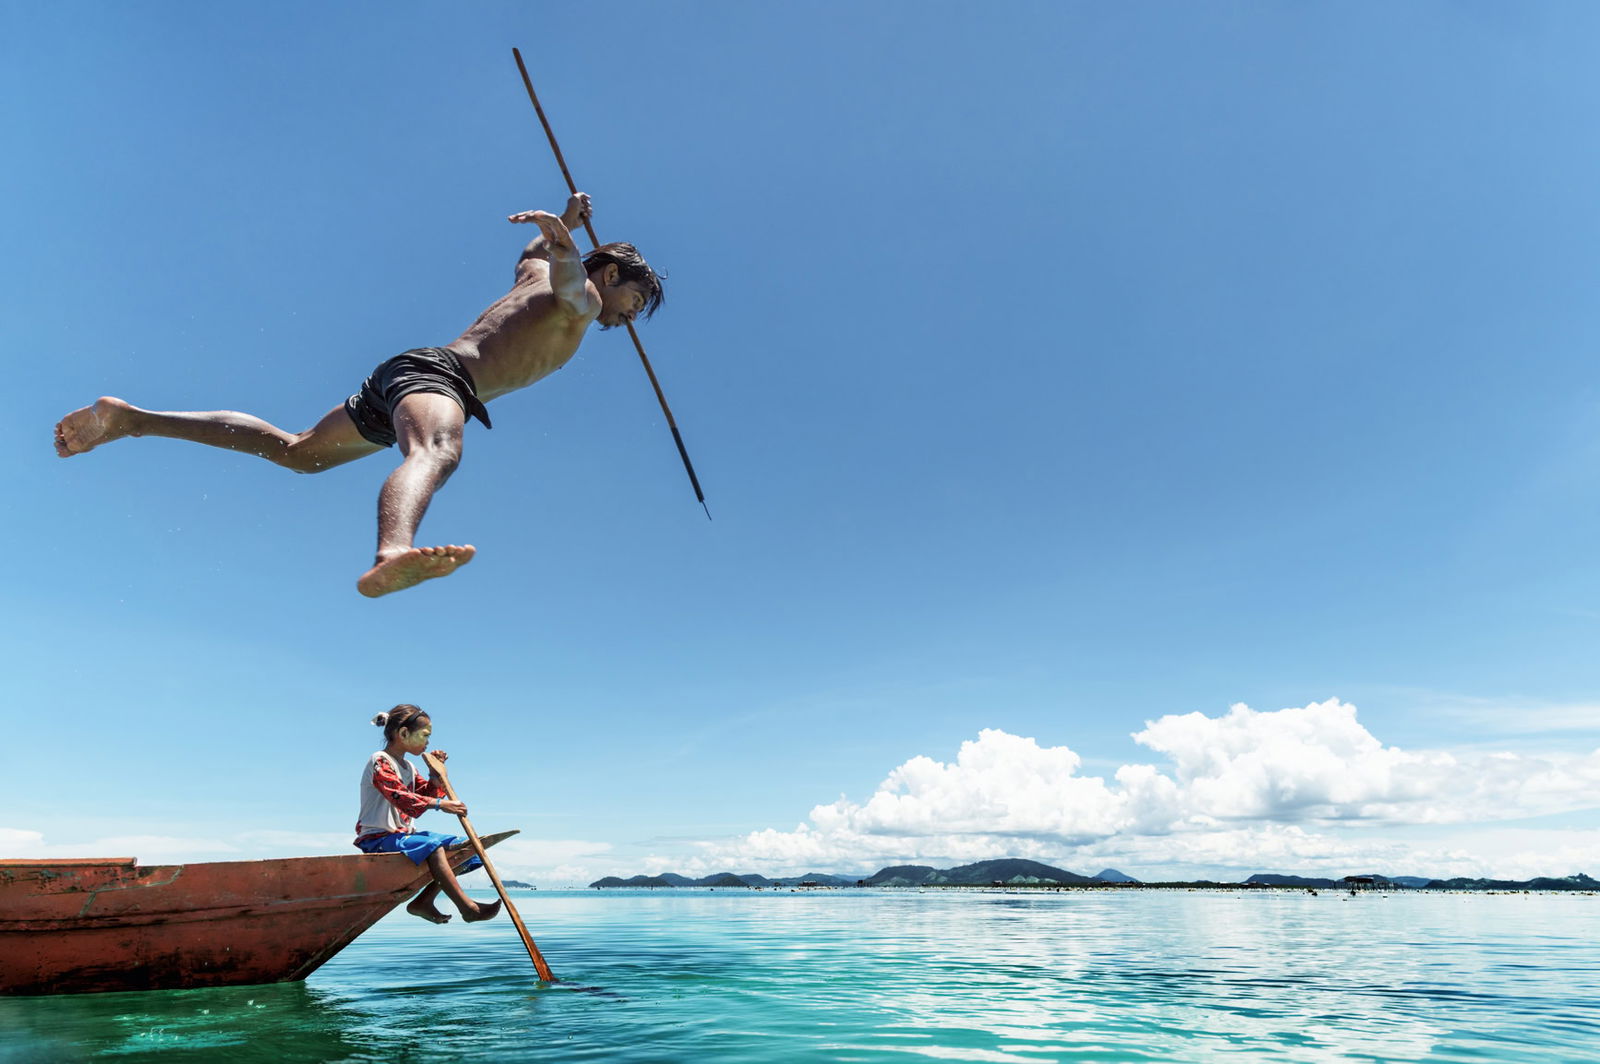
1, 890, 1595, 1062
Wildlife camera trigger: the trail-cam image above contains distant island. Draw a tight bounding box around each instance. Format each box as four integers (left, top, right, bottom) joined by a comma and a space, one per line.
589, 861, 1597, 892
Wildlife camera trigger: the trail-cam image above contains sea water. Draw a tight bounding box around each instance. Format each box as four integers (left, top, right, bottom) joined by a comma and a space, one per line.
2, 888, 1596, 1063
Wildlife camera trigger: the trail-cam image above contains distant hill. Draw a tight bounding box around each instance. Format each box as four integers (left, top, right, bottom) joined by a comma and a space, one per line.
1247, 873, 1417, 888
590, 871, 852, 888
941, 859, 1096, 886
1247, 874, 1343, 888
1244, 872, 1600, 891
864, 859, 1093, 887
1425, 873, 1597, 891
863, 865, 942, 887
695, 872, 752, 888
594, 861, 1102, 889
588, 875, 675, 888
589, 864, 1596, 891
503, 880, 535, 889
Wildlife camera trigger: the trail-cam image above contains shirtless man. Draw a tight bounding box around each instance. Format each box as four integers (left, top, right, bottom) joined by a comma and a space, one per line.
54, 192, 662, 597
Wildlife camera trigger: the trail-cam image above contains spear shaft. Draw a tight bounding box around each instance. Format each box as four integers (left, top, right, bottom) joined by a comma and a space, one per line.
422, 752, 555, 982
512, 47, 710, 519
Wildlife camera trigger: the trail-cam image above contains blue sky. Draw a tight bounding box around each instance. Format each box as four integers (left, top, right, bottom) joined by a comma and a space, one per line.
5, 2, 1598, 885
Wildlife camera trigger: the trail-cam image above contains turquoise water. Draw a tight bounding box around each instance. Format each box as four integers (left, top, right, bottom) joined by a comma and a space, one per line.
3, 888, 1597, 1062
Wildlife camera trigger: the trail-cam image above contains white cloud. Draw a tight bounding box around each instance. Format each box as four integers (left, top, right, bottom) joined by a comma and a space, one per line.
11, 700, 1595, 885
484, 837, 615, 885
1446, 827, 1600, 880
1428, 695, 1600, 735
675, 699, 1600, 880
811, 727, 1133, 842
1132, 699, 1600, 824
0, 828, 47, 856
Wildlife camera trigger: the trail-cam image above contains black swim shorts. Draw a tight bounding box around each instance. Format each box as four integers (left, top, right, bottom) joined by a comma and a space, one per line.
343, 347, 493, 448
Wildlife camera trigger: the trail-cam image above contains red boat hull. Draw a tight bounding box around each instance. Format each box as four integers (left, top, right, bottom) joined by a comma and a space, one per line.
0, 830, 515, 996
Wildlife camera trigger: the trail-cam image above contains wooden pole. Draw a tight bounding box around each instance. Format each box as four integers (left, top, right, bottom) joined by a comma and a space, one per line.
511, 46, 711, 520
423, 752, 556, 981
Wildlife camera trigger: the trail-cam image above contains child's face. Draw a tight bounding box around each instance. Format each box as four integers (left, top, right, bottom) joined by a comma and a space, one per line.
398, 720, 432, 754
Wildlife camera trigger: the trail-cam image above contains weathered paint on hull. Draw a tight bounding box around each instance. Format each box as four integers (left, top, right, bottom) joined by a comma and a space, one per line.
0, 830, 517, 996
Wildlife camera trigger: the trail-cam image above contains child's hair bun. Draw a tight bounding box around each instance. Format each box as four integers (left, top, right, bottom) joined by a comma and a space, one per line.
371, 712, 390, 727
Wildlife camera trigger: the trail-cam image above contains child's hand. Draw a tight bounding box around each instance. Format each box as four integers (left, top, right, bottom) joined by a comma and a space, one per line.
430, 750, 449, 763
441, 799, 467, 816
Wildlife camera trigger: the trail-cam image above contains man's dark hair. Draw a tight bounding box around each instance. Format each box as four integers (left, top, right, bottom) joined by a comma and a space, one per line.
583, 242, 664, 320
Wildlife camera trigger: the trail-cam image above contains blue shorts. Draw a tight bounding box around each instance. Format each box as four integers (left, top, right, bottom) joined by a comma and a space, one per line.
355, 830, 483, 873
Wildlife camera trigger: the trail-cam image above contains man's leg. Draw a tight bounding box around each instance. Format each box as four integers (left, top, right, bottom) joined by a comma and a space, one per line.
355, 392, 476, 598
54, 397, 381, 473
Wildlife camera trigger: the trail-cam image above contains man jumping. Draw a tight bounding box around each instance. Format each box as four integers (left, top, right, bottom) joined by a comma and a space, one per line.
54, 193, 662, 597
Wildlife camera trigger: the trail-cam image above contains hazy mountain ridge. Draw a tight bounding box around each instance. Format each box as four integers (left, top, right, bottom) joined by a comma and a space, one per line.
1423, 873, 1597, 891
1247, 873, 1434, 889
587, 865, 1594, 890
866, 858, 1098, 887
591, 859, 1108, 888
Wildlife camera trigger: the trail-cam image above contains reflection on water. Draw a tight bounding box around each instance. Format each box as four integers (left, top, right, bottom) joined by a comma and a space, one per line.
0, 981, 365, 1062
1, 890, 1596, 1063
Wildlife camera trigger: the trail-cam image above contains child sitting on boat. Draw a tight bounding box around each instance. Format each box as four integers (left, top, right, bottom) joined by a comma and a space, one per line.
355, 704, 501, 925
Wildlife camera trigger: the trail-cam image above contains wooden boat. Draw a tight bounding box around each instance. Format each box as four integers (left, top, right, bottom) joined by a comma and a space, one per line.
0, 830, 517, 996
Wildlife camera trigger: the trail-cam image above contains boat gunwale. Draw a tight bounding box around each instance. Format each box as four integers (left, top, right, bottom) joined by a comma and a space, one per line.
0, 857, 136, 867
0, 830, 518, 881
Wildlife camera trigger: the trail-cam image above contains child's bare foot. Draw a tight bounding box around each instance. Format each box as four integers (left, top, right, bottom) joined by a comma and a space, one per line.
407, 898, 453, 924
55, 397, 136, 457
357, 545, 476, 598
462, 898, 502, 923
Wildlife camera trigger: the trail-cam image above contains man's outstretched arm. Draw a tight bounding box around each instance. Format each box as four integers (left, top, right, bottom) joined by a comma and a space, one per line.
510, 192, 592, 285
508, 207, 588, 313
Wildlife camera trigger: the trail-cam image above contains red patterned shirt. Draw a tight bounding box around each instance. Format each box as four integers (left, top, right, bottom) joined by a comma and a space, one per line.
355, 751, 447, 843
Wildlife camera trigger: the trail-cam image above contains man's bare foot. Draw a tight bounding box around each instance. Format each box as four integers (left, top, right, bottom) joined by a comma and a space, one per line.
54, 397, 136, 457
357, 545, 476, 598
407, 898, 453, 924
462, 898, 502, 923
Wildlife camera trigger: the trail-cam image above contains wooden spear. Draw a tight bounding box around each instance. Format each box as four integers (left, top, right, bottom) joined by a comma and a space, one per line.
511, 46, 710, 520
422, 751, 556, 981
